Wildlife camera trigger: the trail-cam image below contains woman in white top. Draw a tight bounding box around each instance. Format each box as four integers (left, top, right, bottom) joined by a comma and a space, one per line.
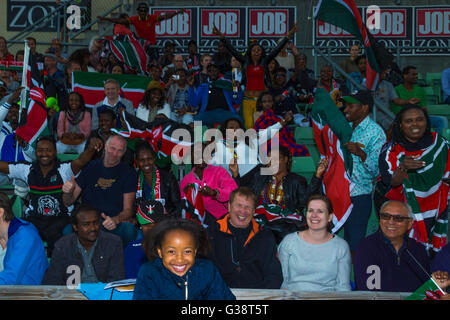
208, 117, 283, 179
136, 81, 171, 123
278, 195, 352, 292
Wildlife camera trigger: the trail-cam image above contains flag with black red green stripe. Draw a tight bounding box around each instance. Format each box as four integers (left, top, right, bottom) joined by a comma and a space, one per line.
72, 71, 150, 109
311, 88, 354, 233
106, 34, 150, 76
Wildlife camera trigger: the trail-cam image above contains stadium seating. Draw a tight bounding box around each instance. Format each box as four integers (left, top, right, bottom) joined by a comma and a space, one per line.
57, 153, 79, 162
424, 86, 440, 105
291, 156, 317, 181
426, 72, 443, 103
427, 104, 450, 121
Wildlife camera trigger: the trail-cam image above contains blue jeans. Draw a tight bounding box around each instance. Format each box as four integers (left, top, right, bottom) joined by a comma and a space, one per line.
343, 194, 373, 252
194, 109, 243, 128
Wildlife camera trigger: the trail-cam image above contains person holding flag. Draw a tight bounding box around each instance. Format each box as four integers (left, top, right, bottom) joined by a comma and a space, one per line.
341, 90, 386, 255
376, 104, 449, 255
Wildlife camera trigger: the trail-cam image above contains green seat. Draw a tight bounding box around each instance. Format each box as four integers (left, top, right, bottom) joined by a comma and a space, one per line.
426, 72, 441, 86
291, 156, 316, 180
57, 153, 79, 162
306, 144, 321, 164
424, 86, 439, 105
427, 104, 450, 117
417, 73, 426, 87
294, 126, 315, 145
7, 195, 23, 218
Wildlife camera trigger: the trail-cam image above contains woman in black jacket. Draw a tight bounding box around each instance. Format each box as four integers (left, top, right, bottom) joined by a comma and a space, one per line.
134, 141, 181, 217
232, 145, 329, 242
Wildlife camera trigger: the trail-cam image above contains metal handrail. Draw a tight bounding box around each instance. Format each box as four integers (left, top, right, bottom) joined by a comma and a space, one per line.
314, 47, 395, 122
68, 0, 123, 40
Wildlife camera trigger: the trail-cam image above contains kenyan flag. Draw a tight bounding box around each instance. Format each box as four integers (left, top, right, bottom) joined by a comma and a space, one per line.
383, 132, 450, 252
0, 61, 23, 72
105, 34, 150, 76
72, 71, 150, 109
311, 88, 354, 233
405, 278, 446, 300
313, 0, 392, 90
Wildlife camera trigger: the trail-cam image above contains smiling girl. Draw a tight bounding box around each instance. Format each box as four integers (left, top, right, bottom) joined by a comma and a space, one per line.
133, 218, 235, 300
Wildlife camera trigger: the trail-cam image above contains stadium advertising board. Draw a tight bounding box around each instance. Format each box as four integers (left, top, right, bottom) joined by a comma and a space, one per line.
152, 6, 296, 54
313, 5, 449, 55
7, 0, 91, 32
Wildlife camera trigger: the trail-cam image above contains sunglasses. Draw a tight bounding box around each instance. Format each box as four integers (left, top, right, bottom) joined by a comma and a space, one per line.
380, 212, 412, 223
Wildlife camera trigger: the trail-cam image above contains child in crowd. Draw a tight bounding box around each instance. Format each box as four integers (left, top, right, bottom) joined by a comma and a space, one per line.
133, 218, 235, 300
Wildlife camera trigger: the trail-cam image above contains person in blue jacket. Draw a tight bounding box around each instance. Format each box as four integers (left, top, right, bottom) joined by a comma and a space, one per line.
0, 192, 48, 285
133, 218, 235, 300
187, 63, 243, 128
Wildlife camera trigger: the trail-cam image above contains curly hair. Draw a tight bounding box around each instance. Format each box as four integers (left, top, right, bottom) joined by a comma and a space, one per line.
390, 104, 431, 145
142, 218, 211, 261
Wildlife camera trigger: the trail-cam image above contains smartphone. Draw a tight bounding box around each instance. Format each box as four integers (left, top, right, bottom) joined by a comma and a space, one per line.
172, 74, 180, 80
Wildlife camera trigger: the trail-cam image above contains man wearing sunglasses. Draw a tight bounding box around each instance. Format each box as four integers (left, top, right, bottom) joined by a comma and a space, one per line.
353, 200, 432, 293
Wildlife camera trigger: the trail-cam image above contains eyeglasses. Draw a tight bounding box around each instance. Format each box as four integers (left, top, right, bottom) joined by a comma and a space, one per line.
275, 74, 286, 78
380, 212, 412, 223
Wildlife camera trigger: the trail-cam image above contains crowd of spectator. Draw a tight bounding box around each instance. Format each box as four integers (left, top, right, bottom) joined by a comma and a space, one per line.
0, 1, 449, 300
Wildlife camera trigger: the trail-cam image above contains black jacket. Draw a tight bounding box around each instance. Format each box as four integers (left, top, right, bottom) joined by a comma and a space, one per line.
207, 215, 283, 289
42, 231, 125, 285
236, 168, 322, 213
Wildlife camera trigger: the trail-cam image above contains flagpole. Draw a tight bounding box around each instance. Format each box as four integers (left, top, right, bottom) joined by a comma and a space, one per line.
15, 40, 31, 162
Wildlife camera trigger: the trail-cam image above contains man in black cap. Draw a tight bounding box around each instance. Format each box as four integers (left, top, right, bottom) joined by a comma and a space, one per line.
123, 199, 169, 278
340, 90, 386, 258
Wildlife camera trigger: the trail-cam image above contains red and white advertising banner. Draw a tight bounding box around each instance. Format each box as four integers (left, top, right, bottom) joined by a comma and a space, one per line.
313, 5, 449, 56
150, 6, 296, 54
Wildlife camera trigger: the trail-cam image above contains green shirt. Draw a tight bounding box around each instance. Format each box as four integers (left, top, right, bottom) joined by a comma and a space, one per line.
390, 84, 426, 114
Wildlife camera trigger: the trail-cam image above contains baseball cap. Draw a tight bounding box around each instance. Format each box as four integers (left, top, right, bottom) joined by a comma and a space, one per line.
136, 199, 167, 226
341, 90, 373, 108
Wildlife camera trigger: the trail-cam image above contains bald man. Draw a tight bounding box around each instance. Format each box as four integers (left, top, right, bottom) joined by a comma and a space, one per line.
63, 135, 138, 247
354, 200, 430, 293
162, 54, 188, 84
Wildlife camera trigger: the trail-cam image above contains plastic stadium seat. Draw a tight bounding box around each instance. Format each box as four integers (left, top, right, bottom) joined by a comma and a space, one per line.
306, 144, 321, 164
57, 153, 79, 162
294, 126, 315, 145
426, 73, 441, 86
423, 86, 439, 105
291, 156, 316, 180
7, 195, 23, 218
427, 104, 450, 120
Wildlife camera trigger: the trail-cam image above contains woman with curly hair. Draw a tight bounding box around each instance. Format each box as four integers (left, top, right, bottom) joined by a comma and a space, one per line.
136, 81, 171, 123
